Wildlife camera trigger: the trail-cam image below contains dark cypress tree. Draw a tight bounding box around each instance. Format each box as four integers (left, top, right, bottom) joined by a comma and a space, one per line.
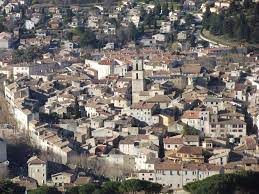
154, 2, 161, 16
74, 96, 80, 118
237, 12, 248, 40
202, 6, 211, 30
223, 18, 235, 37
158, 135, 165, 162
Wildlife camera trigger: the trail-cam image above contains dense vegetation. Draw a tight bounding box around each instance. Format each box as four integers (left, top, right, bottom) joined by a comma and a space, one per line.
28, 186, 62, 194
0, 180, 25, 194
184, 171, 259, 194
1, 179, 161, 194
182, 124, 200, 135
203, 0, 259, 44
66, 179, 162, 194
11, 46, 44, 64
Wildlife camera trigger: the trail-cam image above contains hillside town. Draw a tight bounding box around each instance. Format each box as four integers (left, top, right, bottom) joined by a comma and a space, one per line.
0, 0, 258, 193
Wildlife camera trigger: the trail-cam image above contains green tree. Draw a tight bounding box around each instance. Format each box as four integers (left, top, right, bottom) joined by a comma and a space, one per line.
0, 22, 5, 32
29, 186, 61, 194
78, 184, 98, 194
74, 96, 80, 118
128, 22, 137, 42
202, 6, 211, 30
162, 2, 169, 16
154, 2, 161, 16
184, 171, 259, 194
0, 180, 25, 194
236, 12, 250, 40
209, 13, 223, 35
182, 125, 200, 135
139, 5, 146, 20
101, 181, 121, 194
223, 18, 234, 37
119, 179, 162, 194
158, 135, 165, 161
185, 13, 195, 26
243, 0, 252, 9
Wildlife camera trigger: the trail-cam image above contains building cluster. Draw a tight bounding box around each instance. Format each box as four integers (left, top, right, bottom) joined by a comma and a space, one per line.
0, 45, 259, 192
0, 0, 210, 51
0, 0, 258, 193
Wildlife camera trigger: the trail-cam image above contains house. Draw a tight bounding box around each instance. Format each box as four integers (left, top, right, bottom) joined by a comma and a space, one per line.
4, 82, 30, 108
135, 148, 157, 171
0, 32, 14, 49
150, 160, 223, 189
119, 135, 158, 155
140, 38, 156, 47
11, 176, 38, 191
13, 61, 59, 79
164, 135, 184, 150
31, 129, 77, 164
152, 34, 167, 43
86, 59, 117, 79
209, 119, 247, 138
203, 97, 225, 113
51, 172, 76, 187
183, 135, 200, 147
167, 146, 204, 163
146, 95, 172, 109
27, 156, 47, 186
177, 31, 187, 41
126, 102, 160, 125
13, 103, 39, 130
25, 20, 35, 30
160, 21, 172, 34
182, 109, 210, 134
110, 95, 130, 109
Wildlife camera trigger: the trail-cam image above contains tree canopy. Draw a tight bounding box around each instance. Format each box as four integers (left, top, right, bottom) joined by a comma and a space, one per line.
182, 125, 200, 135
28, 186, 62, 194
184, 171, 259, 194
202, 1, 259, 43
66, 179, 162, 194
0, 180, 26, 194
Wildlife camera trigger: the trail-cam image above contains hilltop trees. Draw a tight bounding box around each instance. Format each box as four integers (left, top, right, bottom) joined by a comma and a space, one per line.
202, 2, 258, 43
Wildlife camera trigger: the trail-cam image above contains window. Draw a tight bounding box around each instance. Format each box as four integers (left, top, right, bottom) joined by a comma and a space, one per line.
211, 124, 216, 128
136, 73, 138, 79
